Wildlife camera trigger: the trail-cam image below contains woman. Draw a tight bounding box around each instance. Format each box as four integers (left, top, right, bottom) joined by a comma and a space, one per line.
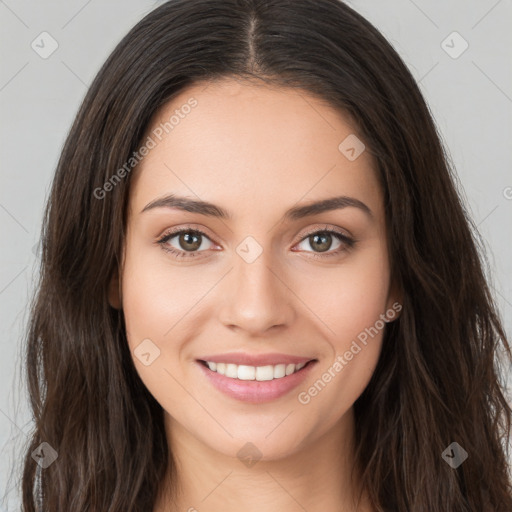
19, 0, 512, 510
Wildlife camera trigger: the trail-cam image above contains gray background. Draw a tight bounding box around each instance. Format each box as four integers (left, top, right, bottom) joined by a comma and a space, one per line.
1, 0, 511, 509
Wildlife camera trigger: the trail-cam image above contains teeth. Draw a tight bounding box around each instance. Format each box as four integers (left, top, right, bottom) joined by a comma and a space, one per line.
204, 360, 310, 381
238, 365, 256, 380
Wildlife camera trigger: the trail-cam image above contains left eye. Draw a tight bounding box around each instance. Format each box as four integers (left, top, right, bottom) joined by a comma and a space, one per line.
293, 227, 355, 258
295, 230, 345, 254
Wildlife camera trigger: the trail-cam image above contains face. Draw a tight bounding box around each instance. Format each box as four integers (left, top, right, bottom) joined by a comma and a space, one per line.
111, 77, 400, 462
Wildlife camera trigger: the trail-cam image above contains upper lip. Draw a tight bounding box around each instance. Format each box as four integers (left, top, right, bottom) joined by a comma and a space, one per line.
197, 353, 316, 366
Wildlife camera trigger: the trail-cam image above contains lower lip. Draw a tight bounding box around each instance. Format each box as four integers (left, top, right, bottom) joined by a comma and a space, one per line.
196, 360, 317, 403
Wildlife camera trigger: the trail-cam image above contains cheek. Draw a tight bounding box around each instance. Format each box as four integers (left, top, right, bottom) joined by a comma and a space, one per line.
292, 245, 390, 411
121, 247, 199, 413
121, 241, 174, 375
121, 240, 209, 343
294, 243, 391, 346
121, 239, 221, 398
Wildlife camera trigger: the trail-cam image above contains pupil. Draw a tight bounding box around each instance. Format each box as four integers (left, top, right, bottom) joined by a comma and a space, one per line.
311, 233, 331, 252
181, 232, 201, 251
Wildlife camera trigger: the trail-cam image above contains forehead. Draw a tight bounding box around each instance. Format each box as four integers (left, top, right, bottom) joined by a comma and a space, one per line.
129, 78, 382, 221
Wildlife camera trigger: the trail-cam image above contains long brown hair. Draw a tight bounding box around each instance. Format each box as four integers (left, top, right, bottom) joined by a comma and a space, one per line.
15, 0, 512, 510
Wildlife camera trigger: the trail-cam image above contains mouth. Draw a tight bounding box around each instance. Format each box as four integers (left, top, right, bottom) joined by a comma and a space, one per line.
197, 359, 317, 381
195, 357, 318, 403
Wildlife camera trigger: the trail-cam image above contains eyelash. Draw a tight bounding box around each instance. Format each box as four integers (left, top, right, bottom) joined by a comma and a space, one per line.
156, 224, 356, 260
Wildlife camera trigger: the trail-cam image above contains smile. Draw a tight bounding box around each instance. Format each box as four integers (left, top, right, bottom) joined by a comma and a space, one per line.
200, 360, 311, 381
196, 358, 318, 403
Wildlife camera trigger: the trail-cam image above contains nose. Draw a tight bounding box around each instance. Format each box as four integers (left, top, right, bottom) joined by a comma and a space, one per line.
217, 248, 295, 335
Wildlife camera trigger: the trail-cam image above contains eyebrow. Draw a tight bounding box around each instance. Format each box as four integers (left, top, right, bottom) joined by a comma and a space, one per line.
140, 193, 373, 221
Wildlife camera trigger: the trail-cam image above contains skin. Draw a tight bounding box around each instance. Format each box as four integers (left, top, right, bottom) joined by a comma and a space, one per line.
109, 77, 401, 512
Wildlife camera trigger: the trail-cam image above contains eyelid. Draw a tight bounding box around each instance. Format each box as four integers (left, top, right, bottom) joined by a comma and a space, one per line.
297, 224, 354, 243
157, 223, 218, 244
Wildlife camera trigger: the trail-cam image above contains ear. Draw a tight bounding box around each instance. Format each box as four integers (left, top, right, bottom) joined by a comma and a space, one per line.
108, 267, 122, 310
384, 277, 403, 323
